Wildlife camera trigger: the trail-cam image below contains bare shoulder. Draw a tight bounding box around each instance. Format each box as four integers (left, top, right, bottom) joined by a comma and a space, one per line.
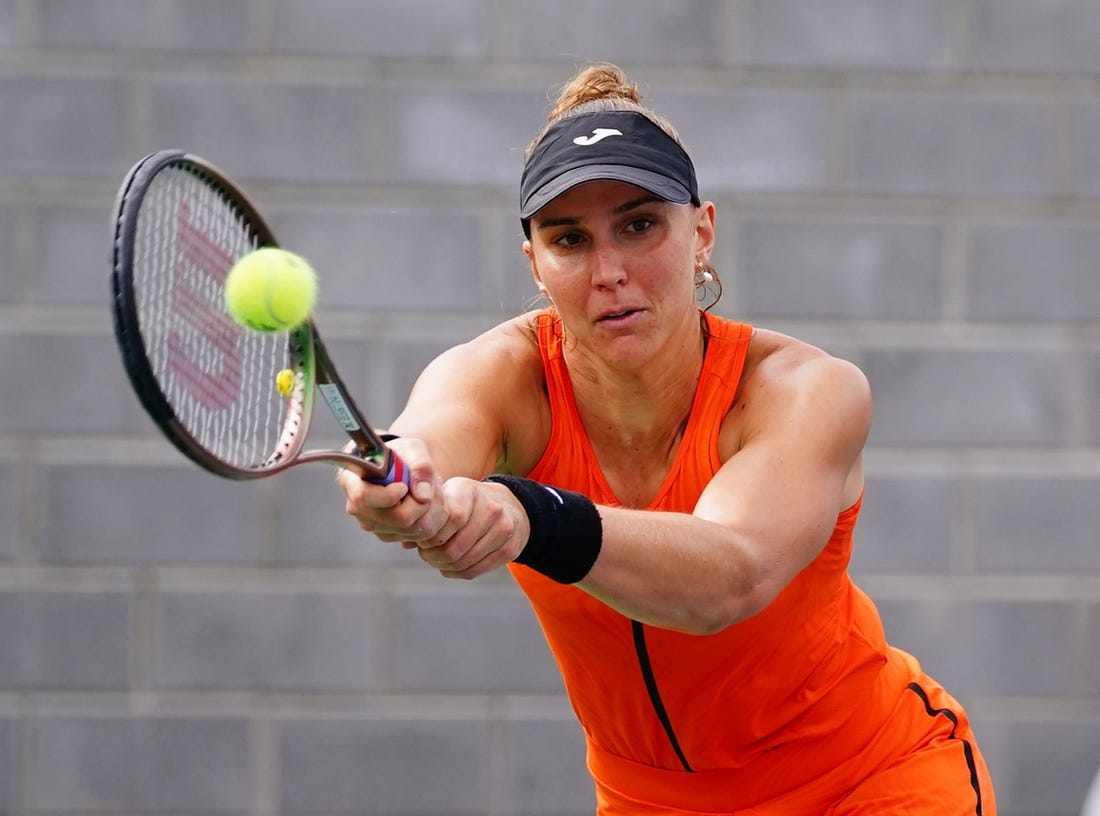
403, 312, 550, 474
745, 328, 868, 393
723, 328, 871, 453
416, 313, 541, 382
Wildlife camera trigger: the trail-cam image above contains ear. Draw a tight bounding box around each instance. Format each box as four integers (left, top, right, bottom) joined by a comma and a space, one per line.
524, 239, 548, 295
693, 201, 717, 264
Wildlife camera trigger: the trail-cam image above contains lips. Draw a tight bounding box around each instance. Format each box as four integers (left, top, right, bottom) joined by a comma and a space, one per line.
597, 307, 642, 322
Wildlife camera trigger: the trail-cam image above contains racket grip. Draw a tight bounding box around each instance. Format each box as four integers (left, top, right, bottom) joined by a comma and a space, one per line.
368, 449, 411, 487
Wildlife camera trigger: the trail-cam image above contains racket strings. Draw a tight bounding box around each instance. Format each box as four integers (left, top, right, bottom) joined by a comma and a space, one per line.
132, 167, 301, 469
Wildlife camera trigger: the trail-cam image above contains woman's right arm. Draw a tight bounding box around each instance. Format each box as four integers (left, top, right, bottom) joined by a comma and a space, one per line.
336, 316, 548, 544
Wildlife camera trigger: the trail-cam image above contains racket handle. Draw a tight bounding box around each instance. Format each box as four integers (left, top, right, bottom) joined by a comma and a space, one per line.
367, 448, 411, 487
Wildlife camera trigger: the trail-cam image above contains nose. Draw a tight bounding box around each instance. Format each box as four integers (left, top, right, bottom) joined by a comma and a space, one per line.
590, 246, 627, 289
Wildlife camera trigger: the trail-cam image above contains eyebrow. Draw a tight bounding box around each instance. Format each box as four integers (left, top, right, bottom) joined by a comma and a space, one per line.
535, 195, 662, 231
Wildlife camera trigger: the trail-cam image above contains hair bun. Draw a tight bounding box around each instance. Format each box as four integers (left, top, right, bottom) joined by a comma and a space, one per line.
549, 63, 643, 120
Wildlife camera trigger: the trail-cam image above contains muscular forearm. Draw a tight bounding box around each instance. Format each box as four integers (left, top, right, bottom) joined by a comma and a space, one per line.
577, 506, 765, 635
482, 477, 770, 635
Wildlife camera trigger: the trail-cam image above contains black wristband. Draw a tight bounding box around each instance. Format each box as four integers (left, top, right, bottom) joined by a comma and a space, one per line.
483, 474, 602, 584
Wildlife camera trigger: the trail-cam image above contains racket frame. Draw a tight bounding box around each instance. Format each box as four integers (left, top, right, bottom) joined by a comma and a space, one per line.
110, 149, 403, 483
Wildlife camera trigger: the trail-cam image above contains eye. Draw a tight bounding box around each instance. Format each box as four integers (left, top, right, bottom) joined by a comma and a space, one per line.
623, 217, 655, 235
551, 230, 586, 248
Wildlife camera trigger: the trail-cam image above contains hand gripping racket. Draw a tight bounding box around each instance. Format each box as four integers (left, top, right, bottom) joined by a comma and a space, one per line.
110, 150, 408, 484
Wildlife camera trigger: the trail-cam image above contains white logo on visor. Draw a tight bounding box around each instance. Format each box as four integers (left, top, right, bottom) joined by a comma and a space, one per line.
573, 128, 623, 146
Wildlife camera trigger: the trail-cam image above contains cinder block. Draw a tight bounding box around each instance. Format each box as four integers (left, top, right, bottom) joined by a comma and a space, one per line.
973, 475, 1100, 572
851, 92, 1058, 196
0, 717, 15, 811
274, 0, 491, 59
500, 715, 595, 814
1069, 101, 1100, 197
268, 206, 485, 312
277, 717, 490, 813
154, 589, 384, 692
500, 0, 726, 64
390, 587, 565, 693
36, 0, 251, 51
0, 591, 130, 689
0, 334, 137, 434
1091, 604, 1100, 697
660, 89, 830, 192
1089, 351, 1100, 445
850, 472, 957, 574
0, 77, 127, 177
366, 87, 543, 188
0, 1, 12, 45
32, 716, 252, 812
35, 204, 118, 305
37, 464, 268, 565
743, 0, 955, 69
0, 205, 13, 301
968, 0, 1100, 73
973, 716, 1100, 815
876, 599, 1075, 697
741, 218, 942, 319
0, 464, 21, 561
968, 221, 1100, 321
863, 347, 1066, 446
148, 80, 374, 183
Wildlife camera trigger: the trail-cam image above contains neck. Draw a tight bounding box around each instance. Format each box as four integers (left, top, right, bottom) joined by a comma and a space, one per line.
566, 312, 707, 452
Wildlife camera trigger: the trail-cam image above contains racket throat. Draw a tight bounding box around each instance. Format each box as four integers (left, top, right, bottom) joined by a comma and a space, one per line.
318, 382, 362, 433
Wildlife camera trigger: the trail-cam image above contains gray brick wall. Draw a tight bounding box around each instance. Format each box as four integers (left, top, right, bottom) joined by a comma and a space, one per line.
1, 1, 1098, 813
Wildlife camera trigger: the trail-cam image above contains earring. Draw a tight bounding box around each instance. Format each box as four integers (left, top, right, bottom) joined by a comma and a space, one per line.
695, 262, 714, 284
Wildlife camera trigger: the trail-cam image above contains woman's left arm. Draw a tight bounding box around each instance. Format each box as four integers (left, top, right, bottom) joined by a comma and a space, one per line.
572, 352, 872, 634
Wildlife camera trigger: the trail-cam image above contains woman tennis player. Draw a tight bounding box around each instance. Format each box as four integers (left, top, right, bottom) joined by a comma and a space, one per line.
337, 63, 996, 815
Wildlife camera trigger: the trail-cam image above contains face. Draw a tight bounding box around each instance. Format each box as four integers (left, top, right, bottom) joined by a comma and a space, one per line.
524, 180, 715, 370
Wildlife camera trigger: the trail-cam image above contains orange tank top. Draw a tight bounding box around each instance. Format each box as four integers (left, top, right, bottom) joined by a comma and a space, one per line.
509, 310, 922, 811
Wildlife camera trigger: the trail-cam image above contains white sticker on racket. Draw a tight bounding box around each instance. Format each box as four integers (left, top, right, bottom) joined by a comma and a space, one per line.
317, 383, 362, 432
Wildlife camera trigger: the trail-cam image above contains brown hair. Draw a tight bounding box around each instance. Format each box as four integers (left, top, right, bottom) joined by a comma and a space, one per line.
524, 63, 688, 162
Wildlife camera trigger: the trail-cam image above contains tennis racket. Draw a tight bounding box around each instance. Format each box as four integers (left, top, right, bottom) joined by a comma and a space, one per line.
110, 149, 408, 484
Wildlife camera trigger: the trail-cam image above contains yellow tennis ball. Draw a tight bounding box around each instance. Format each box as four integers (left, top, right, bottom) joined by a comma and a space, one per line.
275, 368, 295, 398
224, 247, 317, 332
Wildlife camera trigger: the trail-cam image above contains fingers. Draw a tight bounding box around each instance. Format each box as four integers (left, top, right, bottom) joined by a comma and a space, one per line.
405, 449, 436, 503
415, 478, 526, 580
347, 479, 449, 540
336, 437, 448, 541
335, 440, 529, 581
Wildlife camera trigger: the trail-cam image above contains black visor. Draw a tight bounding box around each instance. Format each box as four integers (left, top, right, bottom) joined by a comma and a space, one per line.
520, 110, 700, 230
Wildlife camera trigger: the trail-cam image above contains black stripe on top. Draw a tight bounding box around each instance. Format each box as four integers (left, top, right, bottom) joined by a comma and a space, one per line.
632, 621, 693, 772
906, 682, 984, 815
